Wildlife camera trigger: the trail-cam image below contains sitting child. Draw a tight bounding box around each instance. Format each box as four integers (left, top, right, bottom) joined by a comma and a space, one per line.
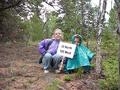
64, 34, 95, 73
38, 28, 63, 74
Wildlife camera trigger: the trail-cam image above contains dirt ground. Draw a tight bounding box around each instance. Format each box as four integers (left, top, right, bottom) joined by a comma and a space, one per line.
0, 42, 99, 90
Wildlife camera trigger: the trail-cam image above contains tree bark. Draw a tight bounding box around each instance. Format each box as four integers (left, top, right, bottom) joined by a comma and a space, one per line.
96, 0, 107, 75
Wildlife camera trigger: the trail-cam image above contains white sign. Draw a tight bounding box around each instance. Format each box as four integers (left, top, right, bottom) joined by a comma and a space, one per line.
57, 42, 76, 58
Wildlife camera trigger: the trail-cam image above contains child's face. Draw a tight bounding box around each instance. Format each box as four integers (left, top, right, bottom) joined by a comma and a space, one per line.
74, 37, 80, 45
54, 31, 62, 40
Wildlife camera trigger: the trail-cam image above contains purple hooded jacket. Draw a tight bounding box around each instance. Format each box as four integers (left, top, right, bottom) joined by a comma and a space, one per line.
38, 39, 60, 56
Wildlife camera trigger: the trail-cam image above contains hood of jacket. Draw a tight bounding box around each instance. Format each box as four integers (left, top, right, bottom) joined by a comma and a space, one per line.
71, 34, 83, 44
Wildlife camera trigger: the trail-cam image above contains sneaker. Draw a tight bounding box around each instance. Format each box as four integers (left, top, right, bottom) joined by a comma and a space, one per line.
55, 70, 61, 74
44, 70, 49, 74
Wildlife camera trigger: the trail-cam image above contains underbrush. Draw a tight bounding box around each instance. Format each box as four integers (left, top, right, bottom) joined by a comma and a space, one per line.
100, 56, 119, 90
99, 31, 119, 90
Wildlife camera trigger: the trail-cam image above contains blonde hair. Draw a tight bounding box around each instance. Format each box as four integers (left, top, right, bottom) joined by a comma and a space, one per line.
53, 28, 64, 40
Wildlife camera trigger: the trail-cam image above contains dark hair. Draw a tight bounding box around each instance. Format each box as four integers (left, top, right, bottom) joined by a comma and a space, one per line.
74, 34, 80, 38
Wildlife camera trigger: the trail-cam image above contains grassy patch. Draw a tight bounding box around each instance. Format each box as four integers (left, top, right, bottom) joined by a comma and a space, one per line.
75, 68, 84, 78
45, 79, 62, 90
64, 75, 73, 81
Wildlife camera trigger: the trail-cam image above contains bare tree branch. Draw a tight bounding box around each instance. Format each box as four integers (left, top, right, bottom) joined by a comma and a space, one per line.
0, 0, 24, 12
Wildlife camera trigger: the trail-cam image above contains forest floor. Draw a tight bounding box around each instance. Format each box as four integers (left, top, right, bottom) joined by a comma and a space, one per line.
0, 42, 100, 90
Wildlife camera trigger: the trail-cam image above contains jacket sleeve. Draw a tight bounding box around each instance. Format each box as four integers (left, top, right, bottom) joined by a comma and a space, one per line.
81, 44, 95, 61
38, 39, 47, 56
86, 49, 95, 61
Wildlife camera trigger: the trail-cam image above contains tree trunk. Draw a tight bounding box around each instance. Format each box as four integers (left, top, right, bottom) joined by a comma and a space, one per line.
96, 0, 107, 75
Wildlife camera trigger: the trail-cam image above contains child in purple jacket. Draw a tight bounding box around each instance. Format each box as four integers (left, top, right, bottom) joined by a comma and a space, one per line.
38, 28, 63, 73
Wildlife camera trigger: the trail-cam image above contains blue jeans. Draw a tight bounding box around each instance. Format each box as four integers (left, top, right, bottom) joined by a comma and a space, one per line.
42, 53, 62, 70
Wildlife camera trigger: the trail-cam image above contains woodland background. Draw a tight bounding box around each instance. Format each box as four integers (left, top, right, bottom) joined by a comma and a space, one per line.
0, 0, 120, 90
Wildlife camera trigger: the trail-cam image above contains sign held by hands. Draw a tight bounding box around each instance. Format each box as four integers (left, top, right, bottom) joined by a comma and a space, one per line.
57, 42, 76, 58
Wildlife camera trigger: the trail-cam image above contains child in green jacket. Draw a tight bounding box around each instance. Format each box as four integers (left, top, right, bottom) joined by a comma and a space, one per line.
64, 34, 95, 73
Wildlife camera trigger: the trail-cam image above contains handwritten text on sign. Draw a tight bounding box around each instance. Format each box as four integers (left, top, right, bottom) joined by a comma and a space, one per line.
57, 42, 76, 58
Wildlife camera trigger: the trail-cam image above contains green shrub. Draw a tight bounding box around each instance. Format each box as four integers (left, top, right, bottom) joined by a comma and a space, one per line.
100, 56, 119, 90
99, 29, 119, 90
